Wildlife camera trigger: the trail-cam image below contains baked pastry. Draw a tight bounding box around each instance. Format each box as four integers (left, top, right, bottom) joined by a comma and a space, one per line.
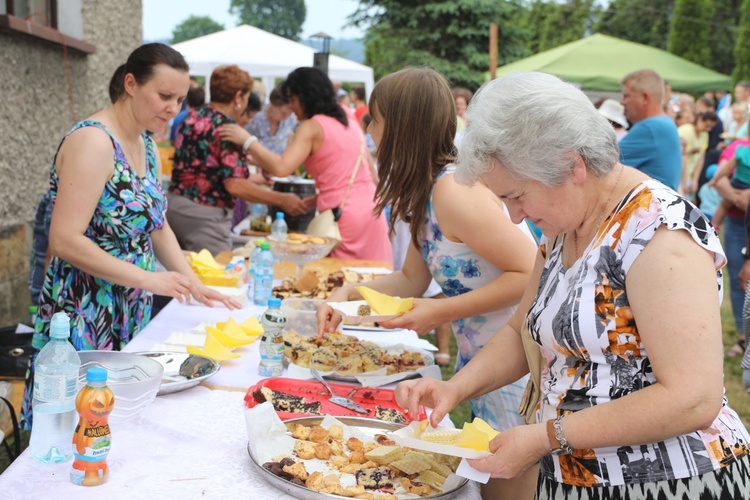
357, 304, 371, 316
310, 347, 337, 371
355, 466, 394, 489
374, 406, 409, 425
254, 386, 322, 415
336, 354, 363, 375
288, 343, 317, 367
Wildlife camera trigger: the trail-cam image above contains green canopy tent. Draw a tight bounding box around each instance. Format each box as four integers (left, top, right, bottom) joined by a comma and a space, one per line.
493, 33, 731, 93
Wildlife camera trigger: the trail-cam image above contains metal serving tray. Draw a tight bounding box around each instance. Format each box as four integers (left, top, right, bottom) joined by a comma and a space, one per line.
247, 416, 469, 500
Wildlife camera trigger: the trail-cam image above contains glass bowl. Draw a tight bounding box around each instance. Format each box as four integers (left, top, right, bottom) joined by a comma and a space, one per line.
267, 235, 338, 278
77, 351, 164, 423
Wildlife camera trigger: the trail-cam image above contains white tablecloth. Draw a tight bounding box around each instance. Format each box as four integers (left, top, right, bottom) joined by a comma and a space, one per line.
0, 299, 481, 499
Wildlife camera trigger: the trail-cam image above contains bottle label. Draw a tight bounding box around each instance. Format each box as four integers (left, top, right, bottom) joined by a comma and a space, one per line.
260, 336, 285, 360
34, 373, 77, 402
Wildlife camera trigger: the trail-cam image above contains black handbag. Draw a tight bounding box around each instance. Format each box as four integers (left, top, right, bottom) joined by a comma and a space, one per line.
0, 326, 33, 380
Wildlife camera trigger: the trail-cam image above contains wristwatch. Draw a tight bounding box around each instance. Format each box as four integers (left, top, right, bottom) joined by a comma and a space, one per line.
546, 416, 575, 456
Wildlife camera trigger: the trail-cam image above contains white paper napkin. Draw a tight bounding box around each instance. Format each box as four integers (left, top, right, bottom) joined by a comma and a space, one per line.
245, 402, 296, 464
349, 330, 438, 352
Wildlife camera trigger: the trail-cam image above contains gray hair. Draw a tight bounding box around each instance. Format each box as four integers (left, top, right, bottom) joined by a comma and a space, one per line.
456, 72, 619, 187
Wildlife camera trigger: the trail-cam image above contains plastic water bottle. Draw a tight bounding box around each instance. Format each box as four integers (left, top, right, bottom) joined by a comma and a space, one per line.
247, 239, 264, 301
253, 242, 274, 306
71, 367, 114, 486
271, 212, 288, 241
30, 312, 81, 463
258, 298, 286, 377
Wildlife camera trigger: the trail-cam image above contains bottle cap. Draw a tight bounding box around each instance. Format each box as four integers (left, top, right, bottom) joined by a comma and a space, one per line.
260, 242, 270, 250
86, 367, 108, 383
255, 239, 265, 246
49, 312, 71, 339
276, 212, 285, 219
268, 297, 282, 307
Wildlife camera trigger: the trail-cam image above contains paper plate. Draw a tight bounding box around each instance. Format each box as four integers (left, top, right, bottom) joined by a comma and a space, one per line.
329, 300, 400, 324
389, 421, 493, 460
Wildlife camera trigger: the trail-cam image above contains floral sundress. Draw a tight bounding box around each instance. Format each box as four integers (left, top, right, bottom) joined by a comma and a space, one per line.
420, 166, 534, 431
21, 120, 166, 429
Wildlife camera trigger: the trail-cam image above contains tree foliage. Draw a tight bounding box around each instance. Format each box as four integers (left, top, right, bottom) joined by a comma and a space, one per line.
708, 0, 742, 76
522, 0, 600, 53
667, 0, 715, 67
230, 0, 306, 41
351, 0, 530, 90
597, 0, 674, 49
734, 0, 750, 83
171, 15, 224, 44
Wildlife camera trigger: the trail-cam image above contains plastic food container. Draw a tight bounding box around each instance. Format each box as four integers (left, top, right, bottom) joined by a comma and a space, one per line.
77, 351, 163, 423
281, 298, 324, 337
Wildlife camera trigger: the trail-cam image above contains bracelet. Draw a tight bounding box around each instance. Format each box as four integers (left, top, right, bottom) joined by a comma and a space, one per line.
553, 415, 575, 455
242, 135, 259, 151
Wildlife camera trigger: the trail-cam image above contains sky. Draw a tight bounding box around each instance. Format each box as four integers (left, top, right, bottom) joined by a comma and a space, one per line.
142, 0, 365, 42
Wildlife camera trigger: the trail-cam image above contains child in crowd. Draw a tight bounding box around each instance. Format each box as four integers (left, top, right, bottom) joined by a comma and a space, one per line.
709, 141, 750, 227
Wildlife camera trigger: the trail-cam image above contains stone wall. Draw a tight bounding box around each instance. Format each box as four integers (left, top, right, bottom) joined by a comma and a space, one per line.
0, 0, 142, 326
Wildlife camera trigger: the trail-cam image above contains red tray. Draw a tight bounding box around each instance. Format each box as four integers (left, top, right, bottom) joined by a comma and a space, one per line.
245, 377, 426, 422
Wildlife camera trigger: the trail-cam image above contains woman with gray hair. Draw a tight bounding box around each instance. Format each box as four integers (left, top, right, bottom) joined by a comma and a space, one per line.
396, 72, 750, 499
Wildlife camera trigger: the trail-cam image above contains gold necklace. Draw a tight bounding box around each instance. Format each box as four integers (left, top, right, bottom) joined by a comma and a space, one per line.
573, 165, 624, 258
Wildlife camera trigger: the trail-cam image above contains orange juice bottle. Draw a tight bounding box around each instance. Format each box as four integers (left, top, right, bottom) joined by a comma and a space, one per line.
70, 367, 114, 486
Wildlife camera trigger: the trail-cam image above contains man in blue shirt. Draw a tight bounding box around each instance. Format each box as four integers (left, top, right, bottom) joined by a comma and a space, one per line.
619, 69, 682, 190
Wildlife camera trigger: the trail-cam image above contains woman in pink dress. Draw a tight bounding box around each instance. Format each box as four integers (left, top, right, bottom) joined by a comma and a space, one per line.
220, 67, 391, 262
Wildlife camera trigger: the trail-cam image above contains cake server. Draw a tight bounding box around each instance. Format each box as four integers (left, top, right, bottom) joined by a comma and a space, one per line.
310, 368, 368, 414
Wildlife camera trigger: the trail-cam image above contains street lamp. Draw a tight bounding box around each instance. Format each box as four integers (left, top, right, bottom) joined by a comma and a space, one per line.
310, 31, 333, 75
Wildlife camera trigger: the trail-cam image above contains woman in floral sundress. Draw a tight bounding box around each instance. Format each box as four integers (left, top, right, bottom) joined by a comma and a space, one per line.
397, 72, 750, 499
21, 44, 239, 429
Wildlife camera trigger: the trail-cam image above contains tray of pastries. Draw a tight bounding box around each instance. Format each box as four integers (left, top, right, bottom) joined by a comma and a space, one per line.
283, 330, 432, 382
272, 268, 389, 300
247, 416, 468, 499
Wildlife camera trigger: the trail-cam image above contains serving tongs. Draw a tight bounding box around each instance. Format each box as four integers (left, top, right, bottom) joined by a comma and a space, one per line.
310, 368, 368, 414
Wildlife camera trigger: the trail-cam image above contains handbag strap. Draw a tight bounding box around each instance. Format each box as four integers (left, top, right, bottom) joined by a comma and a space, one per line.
339, 128, 367, 211
0, 396, 21, 462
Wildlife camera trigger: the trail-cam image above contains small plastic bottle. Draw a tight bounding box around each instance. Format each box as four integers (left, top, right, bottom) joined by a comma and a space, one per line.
253, 242, 274, 306
271, 212, 288, 241
247, 239, 265, 301
30, 312, 81, 463
71, 367, 114, 486
258, 298, 286, 377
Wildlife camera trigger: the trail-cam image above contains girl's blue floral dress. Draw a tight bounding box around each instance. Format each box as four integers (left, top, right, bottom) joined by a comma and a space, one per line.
21, 120, 166, 429
421, 166, 532, 431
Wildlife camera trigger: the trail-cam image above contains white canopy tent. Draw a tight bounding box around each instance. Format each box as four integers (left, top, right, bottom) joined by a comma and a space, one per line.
171, 25, 374, 100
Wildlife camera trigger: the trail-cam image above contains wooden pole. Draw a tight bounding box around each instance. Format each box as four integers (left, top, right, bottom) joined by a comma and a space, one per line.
489, 22, 498, 80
